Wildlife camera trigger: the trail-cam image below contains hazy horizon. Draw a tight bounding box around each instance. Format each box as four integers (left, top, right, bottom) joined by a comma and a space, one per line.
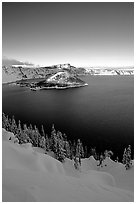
2, 2, 134, 67
2, 56, 134, 68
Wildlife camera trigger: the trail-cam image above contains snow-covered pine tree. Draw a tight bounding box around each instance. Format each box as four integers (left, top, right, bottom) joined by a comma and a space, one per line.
23, 124, 31, 143
57, 131, 66, 162
50, 124, 58, 153
108, 150, 114, 158
64, 140, 71, 158
39, 136, 46, 150
122, 145, 132, 170
2, 113, 10, 131
2, 113, 8, 130
34, 125, 41, 147
104, 150, 109, 159
73, 156, 80, 170
2, 113, 6, 129
104, 150, 113, 159
40, 125, 48, 150
10, 115, 18, 135
125, 145, 132, 170
56, 137, 66, 162
45, 134, 50, 151
122, 148, 127, 165
76, 139, 83, 165
16, 120, 24, 144
27, 124, 35, 145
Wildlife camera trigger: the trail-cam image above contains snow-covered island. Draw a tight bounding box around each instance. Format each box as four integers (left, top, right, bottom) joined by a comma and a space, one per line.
2, 128, 134, 202
29, 71, 88, 90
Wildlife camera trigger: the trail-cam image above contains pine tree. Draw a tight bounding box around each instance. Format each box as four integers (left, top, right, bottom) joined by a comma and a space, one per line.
45, 134, 50, 151
2, 113, 10, 131
122, 145, 132, 170
27, 124, 34, 145
2, 112, 7, 129
56, 138, 66, 162
104, 150, 109, 159
125, 145, 132, 170
23, 124, 31, 143
73, 156, 80, 170
122, 148, 127, 164
55, 131, 66, 162
16, 120, 24, 144
108, 150, 114, 158
8, 117, 12, 131
76, 139, 83, 165
10, 115, 18, 134
64, 141, 71, 158
27, 124, 37, 146
34, 125, 41, 147
39, 136, 46, 149
104, 150, 113, 159
50, 124, 58, 153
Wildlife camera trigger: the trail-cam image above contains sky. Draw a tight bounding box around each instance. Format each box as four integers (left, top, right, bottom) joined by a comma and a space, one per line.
2, 2, 134, 67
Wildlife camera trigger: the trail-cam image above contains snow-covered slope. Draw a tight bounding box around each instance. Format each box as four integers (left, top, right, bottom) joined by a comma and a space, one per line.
2, 129, 134, 202
47, 71, 70, 83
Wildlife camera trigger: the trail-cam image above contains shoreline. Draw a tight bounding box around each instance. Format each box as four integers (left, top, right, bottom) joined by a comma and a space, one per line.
2, 74, 134, 86
30, 83, 88, 91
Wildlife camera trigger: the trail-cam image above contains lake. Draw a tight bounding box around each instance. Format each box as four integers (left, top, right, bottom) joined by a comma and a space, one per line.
2, 75, 134, 160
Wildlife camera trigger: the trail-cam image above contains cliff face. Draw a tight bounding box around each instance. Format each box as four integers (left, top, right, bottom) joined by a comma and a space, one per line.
2, 64, 86, 83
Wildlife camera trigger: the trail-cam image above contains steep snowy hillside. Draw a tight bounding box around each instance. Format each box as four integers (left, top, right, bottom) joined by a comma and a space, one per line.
2, 129, 134, 202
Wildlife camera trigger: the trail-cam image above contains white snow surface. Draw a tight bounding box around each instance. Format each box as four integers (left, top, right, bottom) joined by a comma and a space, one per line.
2, 129, 134, 202
47, 71, 70, 82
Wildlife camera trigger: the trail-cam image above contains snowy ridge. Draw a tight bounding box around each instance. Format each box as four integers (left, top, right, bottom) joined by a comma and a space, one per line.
2, 129, 134, 202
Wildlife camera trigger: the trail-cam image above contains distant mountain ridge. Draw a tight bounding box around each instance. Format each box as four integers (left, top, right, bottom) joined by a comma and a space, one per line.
2, 60, 134, 84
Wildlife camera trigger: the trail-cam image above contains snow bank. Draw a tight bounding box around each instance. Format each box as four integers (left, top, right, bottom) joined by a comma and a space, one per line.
3, 140, 65, 175
2, 129, 134, 202
81, 156, 98, 171
2, 128, 18, 142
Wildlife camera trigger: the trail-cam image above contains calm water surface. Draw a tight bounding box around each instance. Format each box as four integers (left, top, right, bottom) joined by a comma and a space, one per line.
2, 76, 134, 159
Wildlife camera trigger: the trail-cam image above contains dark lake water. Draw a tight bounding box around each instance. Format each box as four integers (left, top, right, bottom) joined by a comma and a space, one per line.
2, 76, 134, 160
